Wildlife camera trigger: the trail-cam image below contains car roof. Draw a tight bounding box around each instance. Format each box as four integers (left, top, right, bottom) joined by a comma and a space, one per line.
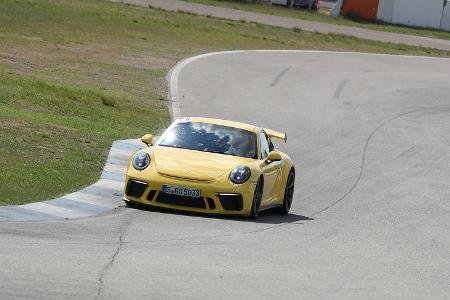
179, 117, 258, 133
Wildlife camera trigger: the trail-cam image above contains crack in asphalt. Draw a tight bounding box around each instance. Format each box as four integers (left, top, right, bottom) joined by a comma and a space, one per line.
94, 211, 135, 300
0, 218, 308, 247
310, 107, 431, 217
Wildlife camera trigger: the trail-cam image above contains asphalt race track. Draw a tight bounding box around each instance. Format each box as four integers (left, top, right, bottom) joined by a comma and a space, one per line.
1, 51, 450, 299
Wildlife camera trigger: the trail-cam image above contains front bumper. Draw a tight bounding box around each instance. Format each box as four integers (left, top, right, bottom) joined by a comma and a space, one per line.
122, 171, 257, 216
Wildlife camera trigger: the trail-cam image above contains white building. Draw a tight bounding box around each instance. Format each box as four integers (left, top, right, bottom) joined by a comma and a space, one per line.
333, 0, 450, 32
378, 0, 449, 31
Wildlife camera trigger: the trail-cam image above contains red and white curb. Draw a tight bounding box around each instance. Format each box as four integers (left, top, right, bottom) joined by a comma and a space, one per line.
0, 139, 143, 222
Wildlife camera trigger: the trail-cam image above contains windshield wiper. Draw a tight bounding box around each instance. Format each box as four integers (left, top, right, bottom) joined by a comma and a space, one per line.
200, 149, 235, 157
158, 144, 185, 149
158, 145, 247, 158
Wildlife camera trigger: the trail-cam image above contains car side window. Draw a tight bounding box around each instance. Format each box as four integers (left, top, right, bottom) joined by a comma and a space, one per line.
260, 131, 270, 159
268, 138, 274, 152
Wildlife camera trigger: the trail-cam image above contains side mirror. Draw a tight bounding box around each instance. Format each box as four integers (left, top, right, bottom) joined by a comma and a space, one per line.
141, 134, 153, 146
266, 151, 282, 163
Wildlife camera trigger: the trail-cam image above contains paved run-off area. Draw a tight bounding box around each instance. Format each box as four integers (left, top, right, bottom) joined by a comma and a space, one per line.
0, 51, 449, 299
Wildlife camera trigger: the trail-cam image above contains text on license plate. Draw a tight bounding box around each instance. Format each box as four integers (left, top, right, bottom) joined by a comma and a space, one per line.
162, 185, 201, 197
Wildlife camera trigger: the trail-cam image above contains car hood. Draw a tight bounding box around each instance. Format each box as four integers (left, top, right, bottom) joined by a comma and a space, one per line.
154, 146, 254, 181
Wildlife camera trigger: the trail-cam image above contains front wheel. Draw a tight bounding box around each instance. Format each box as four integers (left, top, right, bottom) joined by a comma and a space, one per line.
279, 171, 295, 215
250, 179, 263, 219
124, 199, 140, 209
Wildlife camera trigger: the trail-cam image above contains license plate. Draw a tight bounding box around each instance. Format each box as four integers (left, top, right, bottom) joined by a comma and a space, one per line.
162, 185, 201, 197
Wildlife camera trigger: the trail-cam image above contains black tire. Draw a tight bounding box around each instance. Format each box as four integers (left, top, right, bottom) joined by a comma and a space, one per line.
250, 179, 263, 219
279, 170, 295, 215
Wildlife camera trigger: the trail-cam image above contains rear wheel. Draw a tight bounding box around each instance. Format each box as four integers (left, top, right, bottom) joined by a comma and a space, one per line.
250, 179, 263, 219
279, 171, 295, 215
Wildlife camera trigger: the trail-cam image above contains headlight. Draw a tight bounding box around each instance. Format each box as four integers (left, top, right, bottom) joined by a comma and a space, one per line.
229, 166, 251, 184
132, 151, 150, 170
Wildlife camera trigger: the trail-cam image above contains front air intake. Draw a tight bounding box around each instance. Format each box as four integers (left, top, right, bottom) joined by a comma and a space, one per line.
125, 180, 148, 198
207, 198, 216, 210
218, 193, 243, 211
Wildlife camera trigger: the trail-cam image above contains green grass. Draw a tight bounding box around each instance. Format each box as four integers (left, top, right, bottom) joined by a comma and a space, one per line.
183, 0, 450, 41
0, 74, 167, 204
0, 0, 449, 205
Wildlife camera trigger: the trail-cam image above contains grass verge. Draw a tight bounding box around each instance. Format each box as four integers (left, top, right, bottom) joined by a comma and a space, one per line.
0, 0, 449, 205
183, 0, 450, 41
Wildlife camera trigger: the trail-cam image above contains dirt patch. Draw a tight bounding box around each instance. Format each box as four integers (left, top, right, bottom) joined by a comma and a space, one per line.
0, 120, 25, 129
0, 52, 16, 60
63, 44, 173, 69
115, 55, 173, 70
0, 51, 34, 72
49, 123, 80, 132
0, 32, 44, 42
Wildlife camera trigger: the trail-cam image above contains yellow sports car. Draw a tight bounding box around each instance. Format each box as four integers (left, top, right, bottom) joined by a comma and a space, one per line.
123, 117, 295, 218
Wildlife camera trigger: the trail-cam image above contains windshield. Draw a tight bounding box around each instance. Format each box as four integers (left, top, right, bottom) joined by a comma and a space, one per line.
157, 121, 257, 159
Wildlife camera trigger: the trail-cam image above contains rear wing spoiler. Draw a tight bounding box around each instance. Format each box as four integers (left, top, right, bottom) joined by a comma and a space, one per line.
264, 128, 287, 143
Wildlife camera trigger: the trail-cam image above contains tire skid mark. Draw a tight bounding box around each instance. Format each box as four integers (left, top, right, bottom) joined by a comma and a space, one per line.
396, 145, 421, 160
270, 66, 292, 87
333, 78, 350, 99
